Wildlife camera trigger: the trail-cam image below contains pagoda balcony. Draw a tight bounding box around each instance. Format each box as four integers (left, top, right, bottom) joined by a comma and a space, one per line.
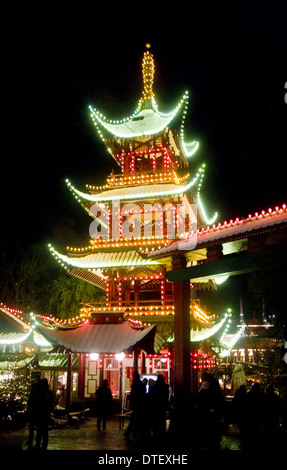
81, 298, 173, 316
80, 299, 212, 324
105, 170, 177, 188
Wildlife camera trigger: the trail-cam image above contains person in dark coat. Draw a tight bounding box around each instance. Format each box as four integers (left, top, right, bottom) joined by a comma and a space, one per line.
26, 374, 42, 448
231, 384, 248, 449
34, 378, 54, 450
124, 372, 146, 440
195, 375, 224, 451
245, 382, 264, 448
148, 374, 169, 445
262, 384, 281, 447
95, 379, 113, 430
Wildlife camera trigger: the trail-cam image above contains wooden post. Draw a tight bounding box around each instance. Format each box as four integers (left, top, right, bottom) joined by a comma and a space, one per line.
77, 353, 85, 401
173, 277, 191, 395
134, 281, 139, 308
133, 347, 140, 374
170, 256, 191, 444
99, 355, 104, 385
66, 351, 73, 410
141, 350, 146, 374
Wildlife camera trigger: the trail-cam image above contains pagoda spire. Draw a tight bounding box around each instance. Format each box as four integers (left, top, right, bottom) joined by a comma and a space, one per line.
140, 43, 155, 109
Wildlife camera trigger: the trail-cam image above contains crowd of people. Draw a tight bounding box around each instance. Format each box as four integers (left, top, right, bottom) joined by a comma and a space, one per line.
118, 371, 229, 450
123, 372, 169, 446
24, 370, 284, 451
169, 373, 284, 451
231, 381, 282, 450
120, 371, 284, 451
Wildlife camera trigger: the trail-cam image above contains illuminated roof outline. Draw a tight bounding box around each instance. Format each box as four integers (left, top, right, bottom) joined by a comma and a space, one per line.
89, 44, 199, 158
148, 203, 287, 258
65, 169, 204, 203
49, 245, 162, 270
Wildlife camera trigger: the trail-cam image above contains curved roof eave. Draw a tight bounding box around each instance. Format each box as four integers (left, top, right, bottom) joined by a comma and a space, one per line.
36, 322, 156, 355
48, 245, 162, 270
166, 312, 230, 343
89, 93, 189, 139
66, 170, 203, 204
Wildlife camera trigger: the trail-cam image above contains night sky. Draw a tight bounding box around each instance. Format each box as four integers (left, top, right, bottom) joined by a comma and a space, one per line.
1, 1, 287, 317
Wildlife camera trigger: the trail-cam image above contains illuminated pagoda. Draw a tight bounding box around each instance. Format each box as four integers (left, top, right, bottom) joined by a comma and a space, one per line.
48, 44, 226, 398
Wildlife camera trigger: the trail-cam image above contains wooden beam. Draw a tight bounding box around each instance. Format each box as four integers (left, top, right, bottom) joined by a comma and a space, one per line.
166, 251, 261, 283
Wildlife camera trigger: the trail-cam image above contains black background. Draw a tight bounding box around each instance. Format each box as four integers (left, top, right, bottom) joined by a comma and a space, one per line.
1, 1, 287, 317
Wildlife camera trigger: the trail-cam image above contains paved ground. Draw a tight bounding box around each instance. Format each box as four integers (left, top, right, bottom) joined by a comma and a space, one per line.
0, 415, 241, 452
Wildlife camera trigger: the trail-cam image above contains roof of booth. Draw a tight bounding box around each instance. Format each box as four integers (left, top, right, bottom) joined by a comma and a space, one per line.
37, 318, 156, 355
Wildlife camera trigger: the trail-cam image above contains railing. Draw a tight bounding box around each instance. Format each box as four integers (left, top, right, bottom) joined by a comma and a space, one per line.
81, 299, 175, 317
83, 299, 174, 309
80, 299, 213, 323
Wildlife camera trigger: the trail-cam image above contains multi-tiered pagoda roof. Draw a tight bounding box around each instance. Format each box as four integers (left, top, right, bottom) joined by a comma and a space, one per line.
49, 45, 222, 340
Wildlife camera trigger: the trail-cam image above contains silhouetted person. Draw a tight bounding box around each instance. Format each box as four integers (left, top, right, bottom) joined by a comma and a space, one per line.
232, 384, 248, 449
245, 382, 263, 448
95, 379, 113, 430
124, 372, 146, 440
148, 374, 169, 445
26, 374, 42, 448
195, 374, 224, 451
34, 378, 54, 450
262, 384, 281, 447
142, 377, 148, 392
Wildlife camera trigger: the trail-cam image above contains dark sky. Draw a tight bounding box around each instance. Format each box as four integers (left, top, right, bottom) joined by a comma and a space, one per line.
1, 0, 287, 255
